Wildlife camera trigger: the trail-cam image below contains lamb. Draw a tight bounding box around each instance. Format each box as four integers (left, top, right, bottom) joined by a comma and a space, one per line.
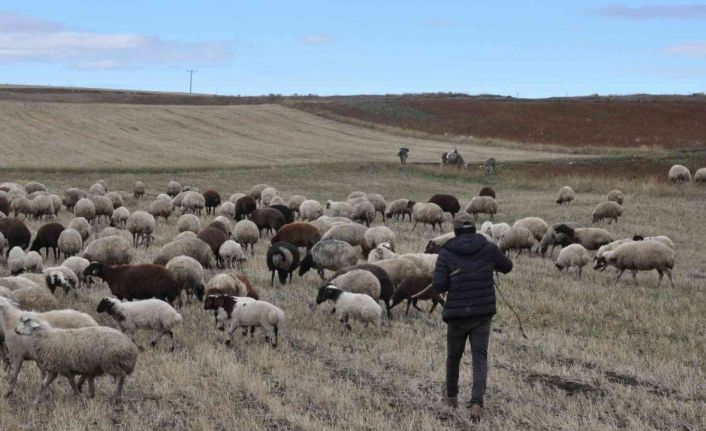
126, 211, 156, 247
315, 285, 381, 330
668, 164, 691, 183
97, 297, 182, 351
363, 225, 396, 255
326, 269, 381, 299
85, 262, 181, 306
271, 222, 321, 249
15, 316, 138, 402
350, 199, 376, 226
62, 188, 86, 212
217, 201, 237, 220
556, 186, 575, 205
216, 296, 284, 347
327, 200, 355, 219
153, 238, 214, 268
299, 199, 324, 221
389, 274, 443, 316
412, 202, 444, 231
90, 195, 114, 223
428, 194, 460, 218
31, 195, 55, 220
479, 186, 496, 199
219, 240, 246, 269
73, 198, 96, 223
133, 181, 145, 199
82, 235, 131, 265
287, 195, 306, 217
235, 195, 257, 220
149, 198, 173, 222
385, 198, 414, 221
23, 181, 47, 194
607, 189, 624, 205
465, 196, 498, 221
111, 206, 130, 228
365, 193, 387, 221
165, 256, 204, 304
593, 241, 675, 287
105, 192, 124, 209
25, 251, 44, 273
233, 220, 259, 256
267, 241, 300, 286
249, 208, 286, 237
30, 222, 64, 260
592, 201, 623, 224
11, 197, 32, 218
695, 168, 706, 183
260, 187, 278, 207
498, 226, 536, 257
67, 217, 91, 242
166, 180, 182, 197
555, 244, 591, 279
298, 239, 359, 279
8, 246, 27, 275
513, 217, 549, 243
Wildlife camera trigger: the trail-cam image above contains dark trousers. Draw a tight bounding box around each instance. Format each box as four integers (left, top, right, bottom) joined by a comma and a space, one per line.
446, 316, 492, 406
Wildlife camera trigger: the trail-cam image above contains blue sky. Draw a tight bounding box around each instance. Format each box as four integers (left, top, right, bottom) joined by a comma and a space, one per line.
1, 1, 705, 97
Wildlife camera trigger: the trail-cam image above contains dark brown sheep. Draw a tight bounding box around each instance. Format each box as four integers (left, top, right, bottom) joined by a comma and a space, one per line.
428, 194, 461, 218
249, 208, 286, 237
235, 196, 257, 221
479, 187, 496, 199
0, 196, 10, 216
0, 218, 31, 254
270, 205, 295, 224
197, 227, 228, 268
203, 189, 221, 215
390, 274, 443, 316
270, 223, 320, 250
30, 222, 65, 260
84, 262, 182, 306
208, 220, 230, 237
331, 263, 394, 318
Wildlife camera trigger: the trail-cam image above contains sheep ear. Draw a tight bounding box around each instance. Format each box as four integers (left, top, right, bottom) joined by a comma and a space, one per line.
20, 316, 29, 322
30, 321, 40, 328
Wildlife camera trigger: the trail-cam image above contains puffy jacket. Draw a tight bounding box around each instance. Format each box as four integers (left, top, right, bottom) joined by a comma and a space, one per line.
433, 233, 513, 321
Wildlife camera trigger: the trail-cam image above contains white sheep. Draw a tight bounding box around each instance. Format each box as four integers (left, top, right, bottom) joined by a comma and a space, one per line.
571, 227, 614, 250
126, 210, 156, 247
8, 246, 27, 275
370, 257, 423, 288
31, 195, 55, 220
326, 200, 355, 218
513, 217, 549, 243
327, 269, 381, 299
61, 256, 92, 287
498, 226, 535, 257
299, 199, 324, 221
480, 221, 511, 243
73, 198, 96, 223
695, 168, 706, 183
592, 201, 622, 224
287, 195, 307, 216
111, 206, 130, 228
219, 240, 246, 269
217, 201, 237, 219
668, 164, 691, 183
321, 222, 367, 250
594, 241, 675, 287
315, 285, 381, 330
555, 244, 591, 279
465, 196, 498, 221
350, 199, 376, 226
363, 226, 396, 254
385, 198, 413, 221
260, 187, 278, 207
177, 213, 201, 234
96, 297, 183, 351
234, 219, 259, 256
68, 217, 91, 242
166, 256, 205, 304
412, 202, 444, 231
42, 266, 79, 294
166, 180, 182, 197
25, 251, 43, 273
299, 239, 359, 279
607, 189, 624, 205
216, 297, 284, 347
133, 181, 145, 199
556, 186, 575, 205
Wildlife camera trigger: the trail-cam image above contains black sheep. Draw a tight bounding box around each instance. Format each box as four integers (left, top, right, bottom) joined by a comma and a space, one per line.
428, 194, 461, 218
203, 189, 221, 215
266, 241, 300, 286
270, 204, 295, 224
84, 262, 181, 306
30, 222, 65, 260
0, 196, 10, 216
0, 218, 31, 255
235, 196, 257, 220
479, 187, 496, 199
390, 274, 443, 316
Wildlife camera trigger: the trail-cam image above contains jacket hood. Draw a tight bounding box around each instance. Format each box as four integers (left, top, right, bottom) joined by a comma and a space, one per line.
443, 233, 488, 256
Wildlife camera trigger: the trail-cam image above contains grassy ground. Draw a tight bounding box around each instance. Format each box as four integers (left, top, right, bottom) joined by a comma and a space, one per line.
0, 162, 704, 430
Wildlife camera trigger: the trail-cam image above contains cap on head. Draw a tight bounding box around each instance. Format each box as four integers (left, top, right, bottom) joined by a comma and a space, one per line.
453, 219, 476, 235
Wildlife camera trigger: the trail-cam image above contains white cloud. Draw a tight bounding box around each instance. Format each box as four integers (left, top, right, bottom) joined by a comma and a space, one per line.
665, 42, 706, 58
593, 4, 706, 19
301, 34, 332, 45
0, 11, 232, 69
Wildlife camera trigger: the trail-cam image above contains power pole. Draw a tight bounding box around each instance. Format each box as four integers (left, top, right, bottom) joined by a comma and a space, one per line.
186, 69, 197, 93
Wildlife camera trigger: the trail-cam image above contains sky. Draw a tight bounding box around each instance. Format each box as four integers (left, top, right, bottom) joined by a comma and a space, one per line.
0, 1, 704, 97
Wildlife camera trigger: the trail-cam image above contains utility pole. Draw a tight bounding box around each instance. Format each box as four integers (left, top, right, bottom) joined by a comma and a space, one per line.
186, 69, 197, 93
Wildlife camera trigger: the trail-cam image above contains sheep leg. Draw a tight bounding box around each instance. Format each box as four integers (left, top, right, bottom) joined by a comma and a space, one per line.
412, 299, 424, 312
87, 377, 96, 398
665, 269, 675, 288
270, 271, 275, 287
614, 269, 625, 284
168, 330, 176, 352
405, 300, 412, 317
110, 375, 125, 403
632, 271, 638, 286
272, 326, 278, 348
66, 374, 83, 397
150, 329, 168, 348
429, 301, 439, 313
4, 359, 24, 397
515, 249, 522, 258
412, 221, 417, 230
34, 372, 58, 404
657, 270, 664, 288
578, 266, 583, 280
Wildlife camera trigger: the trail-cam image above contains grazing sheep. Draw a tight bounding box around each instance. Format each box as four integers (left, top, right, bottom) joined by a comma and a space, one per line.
424, 232, 455, 254
201, 272, 258, 300
73, 198, 96, 224
465, 196, 498, 221
67, 217, 91, 242
15, 316, 138, 402
569, 227, 614, 250
233, 220, 259, 256
219, 240, 246, 269
331, 264, 394, 318
513, 217, 550, 244
555, 244, 591, 279
167, 181, 182, 197
389, 274, 443, 316
349, 199, 376, 227
260, 187, 278, 207
111, 206, 130, 228
480, 221, 511, 243
31, 195, 55, 220
321, 223, 366, 251
25, 251, 43, 273
316, 285, 381, 330
97, 297, 182, 351
82, 235, 132, 265
267, 242, 300, 286
593, 241, 675, 287
633, 235, 675, 249
668, 164, 691, 183
309, 216, 351, 236
211, 217, 232, 237
217, 201, 237, 220
269, 196, 285, 207
0, 218, 31, 252
272, 222, 321, 250
8, 246, 27, 275
538, 222, 582, 257
149, 199, 173, 222
133, 181, 145, 199
105, 192, 124, 209
228, 193, 246, 205
270, 204, 295, 224
249, 208, 286, 237
385, 198, 414, 221
30, 222, 64, 260
197, 227, 228, 267
428, 194, 460, 218
154, 238, 214, 269
11, 197, 32, 218
174, 215, 199, 236
62, 188, 86, 212
126, 211, 156, 248
165, 256, 204, 304
49, 195, 62, 217
157, 193, 172, 202
326, 269, 381, 299
42, 266, 79, 294
370, 257, 423, 288
299, 199, 324, 221
556, 186, 575, 205
85, 262, 181, 306
479, 186, 496, 199
299, 239, 359, 279
363, 226, 396, 254
287, 195, 307, 217
62, 256, 91, 287
235, 195, 257, 220
607, 189, 624, 205
346, 191, 366, 200
0, 231, 7, 255
217, 296, 284, 347
365, 193, 387, 221
88, 183, 105, 196
592, 201, 623, 224
498, 226, 535, 257
9, 284, 59, 311
694, 168, 706, 183
412, 202, 444, 231
0, 196, 10, 216
90, 195, 113, 223
23, 182, 47, 194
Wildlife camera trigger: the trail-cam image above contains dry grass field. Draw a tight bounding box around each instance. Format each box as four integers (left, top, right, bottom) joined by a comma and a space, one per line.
0, 161, 704, 431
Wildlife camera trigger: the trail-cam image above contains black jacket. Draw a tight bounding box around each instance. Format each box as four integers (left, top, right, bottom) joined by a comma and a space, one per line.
433, 233, 513, 321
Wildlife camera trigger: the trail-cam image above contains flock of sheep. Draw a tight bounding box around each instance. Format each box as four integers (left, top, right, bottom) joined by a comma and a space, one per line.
0, 162, 692, 403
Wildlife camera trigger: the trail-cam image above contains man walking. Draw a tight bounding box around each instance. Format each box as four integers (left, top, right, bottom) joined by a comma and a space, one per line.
432, 218, 513, 420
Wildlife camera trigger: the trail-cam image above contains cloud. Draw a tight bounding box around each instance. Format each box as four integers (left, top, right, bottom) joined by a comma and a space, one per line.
0, 11, 232, 69
665, 42, 706, 58
592, 4, 706, 19
300, 34, 332, 45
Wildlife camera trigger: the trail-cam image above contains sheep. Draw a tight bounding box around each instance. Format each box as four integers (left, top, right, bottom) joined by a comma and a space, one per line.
668, 164, 691, 183
42, 266, 79, 295
269, 196, 285, 207
465, 196, 498, 221
412, 202, 444, 231
173, 215, 198, 236
365, 193, 387, 221
267, 241, 300, 286
0, 231, 7, 255
175, 231, 196, 241
88, 183, 105, 196
556, 186, 575, 205
270, 204, 295, 224
367, 246, 438, 276
570, 227, 614, 250
350, 199, 376, 227
11, 197, 32, 218
29, 222, 64, 260
233, 220, 259, 256
167, 180, 182, 197
49, 195, 62, 216
157, 193, 172, 202
7, 187, 27, 204
219, 240, 246, 269
363, 226, 396, 255
31, 195, 55, 220
331, 264, 394, 318
385, 198, 414, 221
633, 235, 675, 249
197, 227, 228, 267
210, 217, 231, 237
165, 256, 204, 304
0, 195, 9, 216
62, 256, 91, 287
105, 192, 124, 210
287, 195, 307, 217
555, 244, 591, 279
23, 181, 47, 194
216, 296, 284, 347
593, 241, 675, 287
0, 182, 22, 192
200, 189, 220, 215
153, 237, 214, 268
228, 193, 246, 204
90, 195, 114, 223
326, 269, 381, 299
260, 187, 278, 207
513, 217, 549, 244
133, 181, 145, 199
25, 251, 43, 273
272, 222, 321, 250
15, 316, 138, 402
315, 285, 381, 330
346, 191, 366, 200
217, 201, 237, 220
85, 262, 181, 306
299, 239, 359, 279
126, 211, 156, 248
96, 297, 182, 351
299, 199, 324, 221
200, 272, 258, 300
327, 200, 354, 218
0, 218, 31, 253
428, 194, 460, 218
592, 201, 623, 224
0, 297, 98, 398
235, 195, 257, 220
62, 188, 86, 212
694, 168, 706, 183
320, 223, 366, 252
389, 274, 443, 316
538, 222, 582, 257
607, 189, 624, 205
67, 217, 91, 242
73, 198, 96, 223
249, 208, 286, 237
370, 257, 423, 288
111, 206, 130, 228
8, 246, 27, 275
309, 216, 351, 236
82, 235, 131, 265
479, 186, 496, 199
149, 198, 172, 222
424, 232, 455, 254
498, 226, 536, 257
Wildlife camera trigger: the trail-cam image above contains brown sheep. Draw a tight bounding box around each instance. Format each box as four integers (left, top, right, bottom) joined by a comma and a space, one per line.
197, 227, 228, 268
235, 196, 257, 221
479, 187, 496, 199
203, 189, 221, 215
249, 208, 286, 237
0, 218, 31, 254
270, 223, 321, 250
84, 262, 182, 306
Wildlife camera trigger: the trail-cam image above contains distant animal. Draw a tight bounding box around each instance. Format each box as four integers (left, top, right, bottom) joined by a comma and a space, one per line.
397, 148, 409, 165
441, 149, 465, 168
484, 158, 497, 176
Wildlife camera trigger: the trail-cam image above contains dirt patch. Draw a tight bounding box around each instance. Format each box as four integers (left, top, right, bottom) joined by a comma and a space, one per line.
526, 373, 604, 397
